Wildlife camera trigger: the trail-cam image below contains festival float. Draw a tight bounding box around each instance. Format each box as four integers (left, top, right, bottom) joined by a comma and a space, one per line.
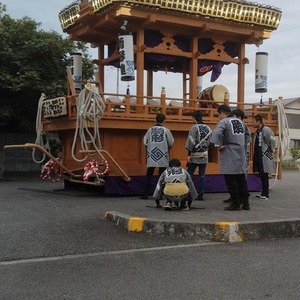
5, 0, 287, 194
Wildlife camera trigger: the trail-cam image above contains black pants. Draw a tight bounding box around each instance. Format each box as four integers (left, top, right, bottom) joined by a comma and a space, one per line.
224, 174, 249, 207
259, 172, 269, 197
142, 167, 166, 198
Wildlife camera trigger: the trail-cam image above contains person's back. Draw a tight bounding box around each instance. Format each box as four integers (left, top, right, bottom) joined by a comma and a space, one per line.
230, 108, 251, 171
210, 105, 250, 211
143, 113, 174, 167
211, 114, 248, 174
141, 113, 174, 202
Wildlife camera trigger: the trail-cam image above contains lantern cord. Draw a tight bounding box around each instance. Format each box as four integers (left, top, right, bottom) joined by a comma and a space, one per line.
270, 98, 290, 189
71, 85, 106, 162
33, 93, 50, 163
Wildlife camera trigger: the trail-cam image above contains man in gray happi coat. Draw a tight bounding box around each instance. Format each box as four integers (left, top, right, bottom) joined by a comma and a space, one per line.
252, 114, 276, 200
210, 105, 251, 210
141, 113, 174, 205
185, 110, 212, 201
153, 159, 198, 210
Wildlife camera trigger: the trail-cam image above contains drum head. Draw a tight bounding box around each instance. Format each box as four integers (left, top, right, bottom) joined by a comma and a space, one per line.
199, 84, 230, 101
211, 84, 230, 102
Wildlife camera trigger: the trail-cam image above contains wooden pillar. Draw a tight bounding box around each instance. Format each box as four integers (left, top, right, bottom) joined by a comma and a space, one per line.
237, 43, 246, 108
189, 36, 198, 104
136, 29, 145, 109
182, 71, 187, 99
147, 70, 153, 97
98, 45, 105, 94
160, 87, 166, 114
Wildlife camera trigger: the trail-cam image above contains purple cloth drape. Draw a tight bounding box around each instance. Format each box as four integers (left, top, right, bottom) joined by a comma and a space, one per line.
104, 174, 261, 195
107, 30, 239, 82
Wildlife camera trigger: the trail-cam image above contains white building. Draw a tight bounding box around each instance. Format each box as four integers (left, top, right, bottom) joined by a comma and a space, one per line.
282, 97, 300, 149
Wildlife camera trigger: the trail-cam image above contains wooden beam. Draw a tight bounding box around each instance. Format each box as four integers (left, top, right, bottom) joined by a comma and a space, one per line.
237, 44, 246, 104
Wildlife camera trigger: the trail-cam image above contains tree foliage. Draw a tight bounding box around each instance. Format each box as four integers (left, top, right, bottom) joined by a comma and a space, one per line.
0, 7, 95, 133
290, 147, 300, 161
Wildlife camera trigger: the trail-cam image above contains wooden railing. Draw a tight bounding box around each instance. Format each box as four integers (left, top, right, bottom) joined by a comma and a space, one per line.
65, 91, 278, 129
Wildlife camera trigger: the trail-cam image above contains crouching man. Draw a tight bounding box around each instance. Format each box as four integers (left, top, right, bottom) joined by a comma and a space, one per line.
153, 159, 198, 210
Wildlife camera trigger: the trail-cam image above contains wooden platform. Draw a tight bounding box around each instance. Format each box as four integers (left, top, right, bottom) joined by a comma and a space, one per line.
42, 91, 279, 178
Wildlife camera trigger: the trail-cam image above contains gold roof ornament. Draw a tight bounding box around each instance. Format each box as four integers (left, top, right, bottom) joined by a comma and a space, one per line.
59, 0, 282, 32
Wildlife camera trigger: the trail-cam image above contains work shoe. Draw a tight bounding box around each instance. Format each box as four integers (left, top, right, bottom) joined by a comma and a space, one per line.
255, 194, 268, 200
196, 194, 204, 201
164, 202, 172, 211
224, 205, 241, 211
181, 206, 190, 211
155, 204, 162, 208
223, 197, 232, 203
241, 205, 250, 210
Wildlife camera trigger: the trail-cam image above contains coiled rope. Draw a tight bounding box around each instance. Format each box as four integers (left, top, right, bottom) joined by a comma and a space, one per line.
83, 158, 109, 181
33, 93, 50, 163
270, 98, 290, 188
40, 159, 63, 182
71, 83, 106, 162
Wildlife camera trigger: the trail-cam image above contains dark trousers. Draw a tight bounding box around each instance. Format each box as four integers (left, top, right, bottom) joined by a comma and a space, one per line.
259, 172, 269, 197
224, 174, 249, 207
186, 163, 206, 197
142, 167, 166, 199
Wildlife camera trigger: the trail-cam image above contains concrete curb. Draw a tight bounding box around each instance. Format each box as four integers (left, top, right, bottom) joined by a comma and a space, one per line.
104, 211, 300, 243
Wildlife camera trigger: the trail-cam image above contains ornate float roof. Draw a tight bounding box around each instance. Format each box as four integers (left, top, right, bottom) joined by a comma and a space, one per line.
59, 0, 282, 34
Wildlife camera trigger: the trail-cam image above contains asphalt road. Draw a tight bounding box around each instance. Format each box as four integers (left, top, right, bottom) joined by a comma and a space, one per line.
1, 176, 300, 299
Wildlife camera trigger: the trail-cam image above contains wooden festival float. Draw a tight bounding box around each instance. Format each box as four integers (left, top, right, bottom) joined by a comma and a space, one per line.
5, 0, 284, 194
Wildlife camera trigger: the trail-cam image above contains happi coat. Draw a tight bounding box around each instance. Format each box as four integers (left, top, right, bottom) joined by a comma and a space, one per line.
185, 123, 212, 164
253, 125, 276, 173
153, 166, 198, 201
143, 124, 174, 167
210, 117, 251, 174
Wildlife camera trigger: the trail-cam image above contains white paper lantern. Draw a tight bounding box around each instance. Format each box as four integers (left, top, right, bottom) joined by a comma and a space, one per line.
255, 52, 268, 93
118, 34, 135, 81
71, 52, 82, 90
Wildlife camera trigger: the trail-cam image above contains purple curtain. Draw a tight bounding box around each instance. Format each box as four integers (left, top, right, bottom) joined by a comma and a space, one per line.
106, 31, 239, 81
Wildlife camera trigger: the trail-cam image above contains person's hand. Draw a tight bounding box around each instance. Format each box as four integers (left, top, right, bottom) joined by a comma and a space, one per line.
187, 156, 191, 163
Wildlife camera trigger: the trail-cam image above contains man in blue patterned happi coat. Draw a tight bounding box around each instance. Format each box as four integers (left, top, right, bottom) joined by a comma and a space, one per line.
141, 113, 174, 206
210, 105, 251, 211
153, 159, 198, 210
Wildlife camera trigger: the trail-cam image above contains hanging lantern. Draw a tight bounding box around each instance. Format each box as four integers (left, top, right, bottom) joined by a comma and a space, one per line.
118, 34, 135, 81
197, 76, 203, 97
255, 52, 268, 93
71, 52, 82, 91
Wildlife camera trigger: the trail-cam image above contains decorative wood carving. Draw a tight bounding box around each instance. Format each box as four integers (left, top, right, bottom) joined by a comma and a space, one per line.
154, 36, 182, 52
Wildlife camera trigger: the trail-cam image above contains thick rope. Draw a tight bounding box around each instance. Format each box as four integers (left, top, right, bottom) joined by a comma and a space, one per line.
40, 159, 63, 182
71, 84, 106, 162
33, 93, 50, 163
270, 98, 290, 189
